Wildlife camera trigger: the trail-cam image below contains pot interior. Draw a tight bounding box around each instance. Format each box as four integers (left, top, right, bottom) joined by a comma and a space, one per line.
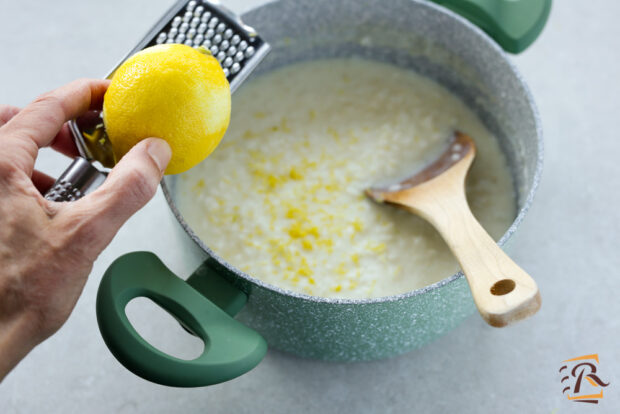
163, 0, 541, 293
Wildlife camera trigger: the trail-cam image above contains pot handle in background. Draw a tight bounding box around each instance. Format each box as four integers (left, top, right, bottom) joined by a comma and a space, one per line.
430, 0, 552, 53
96, 251, 267, 387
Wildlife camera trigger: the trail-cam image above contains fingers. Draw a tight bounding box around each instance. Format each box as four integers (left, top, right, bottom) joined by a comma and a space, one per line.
3, 78, 109, 147
49, 123, 80, 158
63, 138, 171, 252
31, 170, 55, 194
1, 106, 79, 158
0, 79, 109, 173
0, 105, 20, 127
0, 105, 85, 158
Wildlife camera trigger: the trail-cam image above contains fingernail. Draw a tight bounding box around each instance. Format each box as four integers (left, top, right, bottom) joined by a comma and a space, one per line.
146, 138, 172, 173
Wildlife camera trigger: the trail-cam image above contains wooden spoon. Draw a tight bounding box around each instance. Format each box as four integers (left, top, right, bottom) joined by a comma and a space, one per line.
366, 132, 540, 327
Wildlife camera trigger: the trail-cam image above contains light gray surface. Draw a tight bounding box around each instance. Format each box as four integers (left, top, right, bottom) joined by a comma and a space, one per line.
0, 0, 618, 413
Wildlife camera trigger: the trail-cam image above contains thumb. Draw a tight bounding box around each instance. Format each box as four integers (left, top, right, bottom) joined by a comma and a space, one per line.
71, 137, 171, 242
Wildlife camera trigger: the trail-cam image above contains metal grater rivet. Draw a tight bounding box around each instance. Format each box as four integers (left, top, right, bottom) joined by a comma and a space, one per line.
187, 0, 197, 11
194, 34, 204, 44
156, 33, 167, 44
227, 45, 237, 56
197, 22, 207, 34
238, 40, 248, 51
187, 28, 196, 39
183, 11, 192, 22
220, 39, 230, 50
223, 67, 230, 77
223, 57, 233, 67
231, 34, 240, 45
234, 50, 244, 62
245, 46, 255, 57
224, 29, 233, 39
194, 6, 204, 17
213, 34, 222, 44
201, 12, 211, 23
216, 51, 226, 62
175, 33, 186, 43
184, 39, 193, 46
166, 38, 174, 44
180, 22, 189, 33
172, 16, 182, 28
169, 27, 178, 37
231, 62, 240, 74
208, 17, 219, 28
205, 28, 215, 39
190, 16, 200, 28
202, 39, 212, 48
216, 23, 226, 33
210, 45, 219, 55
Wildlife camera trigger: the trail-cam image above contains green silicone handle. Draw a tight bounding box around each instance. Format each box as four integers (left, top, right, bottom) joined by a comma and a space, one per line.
96, 251, 267, 387
431, 0, 552, 53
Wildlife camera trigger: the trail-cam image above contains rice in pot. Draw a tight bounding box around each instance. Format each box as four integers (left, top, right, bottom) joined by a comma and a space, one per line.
177, 59, 516, 299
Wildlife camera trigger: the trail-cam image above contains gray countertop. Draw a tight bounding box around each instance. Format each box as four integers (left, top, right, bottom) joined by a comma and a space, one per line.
1, 0, 619, 413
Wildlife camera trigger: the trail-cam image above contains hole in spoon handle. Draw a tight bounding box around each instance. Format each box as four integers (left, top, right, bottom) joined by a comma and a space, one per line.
490, 279, 516, 296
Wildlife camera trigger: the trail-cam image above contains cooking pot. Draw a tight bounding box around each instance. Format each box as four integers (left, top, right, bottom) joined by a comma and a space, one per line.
96, 0, 548, 387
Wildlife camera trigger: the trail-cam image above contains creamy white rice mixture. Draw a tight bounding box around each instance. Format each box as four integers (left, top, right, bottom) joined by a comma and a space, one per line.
177, 59, 516, 299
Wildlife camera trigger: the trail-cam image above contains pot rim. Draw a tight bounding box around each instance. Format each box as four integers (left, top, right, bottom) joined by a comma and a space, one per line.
161, 0, 544, 306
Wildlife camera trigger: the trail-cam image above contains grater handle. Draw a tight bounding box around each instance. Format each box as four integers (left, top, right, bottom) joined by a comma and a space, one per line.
44, 157, 107, 202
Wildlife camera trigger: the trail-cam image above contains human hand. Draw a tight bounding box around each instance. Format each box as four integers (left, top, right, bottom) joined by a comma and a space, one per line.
0, 79, 171, 380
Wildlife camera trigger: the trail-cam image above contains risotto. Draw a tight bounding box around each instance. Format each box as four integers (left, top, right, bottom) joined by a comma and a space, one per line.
176, 59, 516, 299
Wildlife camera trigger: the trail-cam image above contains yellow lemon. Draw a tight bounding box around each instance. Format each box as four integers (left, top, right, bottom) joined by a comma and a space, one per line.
103, 44, 231, 174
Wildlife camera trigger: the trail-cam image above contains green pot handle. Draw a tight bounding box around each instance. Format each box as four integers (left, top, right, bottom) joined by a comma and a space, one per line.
96, 251, 267, 387
430, 0, 552, 53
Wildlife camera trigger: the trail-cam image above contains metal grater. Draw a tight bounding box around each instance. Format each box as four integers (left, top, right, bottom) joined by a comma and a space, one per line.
44, 0, 270, 202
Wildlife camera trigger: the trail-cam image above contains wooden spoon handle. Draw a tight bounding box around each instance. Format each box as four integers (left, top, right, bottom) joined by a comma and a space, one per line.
416, 192, 541, 327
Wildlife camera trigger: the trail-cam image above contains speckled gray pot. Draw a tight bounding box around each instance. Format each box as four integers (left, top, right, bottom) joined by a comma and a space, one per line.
162, 0, 543, 361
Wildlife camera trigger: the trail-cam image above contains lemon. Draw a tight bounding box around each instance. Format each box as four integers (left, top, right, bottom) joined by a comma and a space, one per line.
103, 44, 231, 174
